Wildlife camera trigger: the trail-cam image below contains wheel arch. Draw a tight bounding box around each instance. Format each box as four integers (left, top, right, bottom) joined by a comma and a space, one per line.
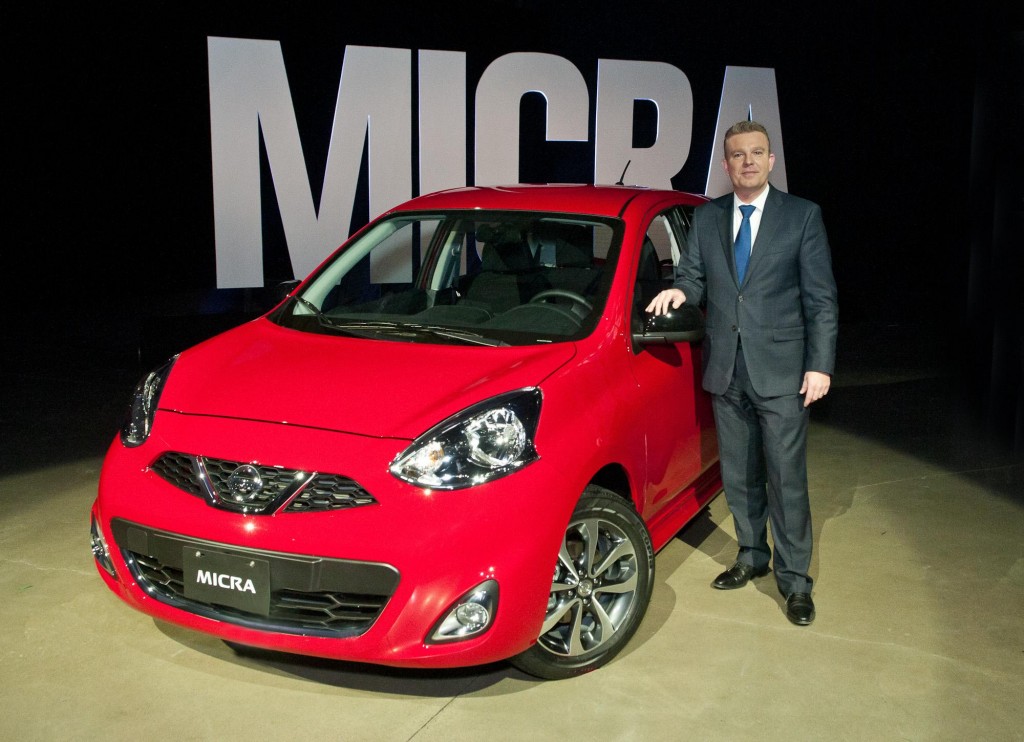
588, 463, 640, 512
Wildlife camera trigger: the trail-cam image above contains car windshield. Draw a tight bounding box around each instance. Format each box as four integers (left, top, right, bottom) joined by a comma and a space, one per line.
270, 210, 622, 346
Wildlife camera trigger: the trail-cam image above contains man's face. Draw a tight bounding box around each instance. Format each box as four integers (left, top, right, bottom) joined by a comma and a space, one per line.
722, 131, 775, 198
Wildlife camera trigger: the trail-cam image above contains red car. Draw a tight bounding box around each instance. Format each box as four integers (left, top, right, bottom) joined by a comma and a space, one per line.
90, 184, 721, 679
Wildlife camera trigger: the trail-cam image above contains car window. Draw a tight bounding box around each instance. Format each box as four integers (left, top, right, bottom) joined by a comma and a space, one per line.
644, 205, 695, 281
644, 214, 677, 279
631, 209, 692, 337
271, 212, 622, 346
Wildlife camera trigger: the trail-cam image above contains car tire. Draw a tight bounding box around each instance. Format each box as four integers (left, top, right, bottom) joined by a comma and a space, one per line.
510, 485, 655, 680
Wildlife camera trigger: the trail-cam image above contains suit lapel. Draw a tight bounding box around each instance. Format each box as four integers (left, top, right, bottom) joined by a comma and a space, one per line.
714, 196, 739, 286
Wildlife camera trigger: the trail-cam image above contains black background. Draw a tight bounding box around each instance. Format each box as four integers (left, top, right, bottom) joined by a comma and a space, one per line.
6, 1, 1022, 450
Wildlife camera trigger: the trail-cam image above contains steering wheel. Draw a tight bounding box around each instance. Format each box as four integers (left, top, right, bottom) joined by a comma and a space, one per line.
530, 289, 594, 320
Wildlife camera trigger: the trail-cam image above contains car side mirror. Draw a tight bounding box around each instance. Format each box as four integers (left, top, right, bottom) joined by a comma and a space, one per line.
633, 303, 705, 345
272, 279, 302, 303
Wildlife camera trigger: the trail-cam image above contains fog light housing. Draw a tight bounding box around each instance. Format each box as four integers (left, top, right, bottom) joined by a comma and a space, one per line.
428, 580, 498, 643
90, 516, 116, 577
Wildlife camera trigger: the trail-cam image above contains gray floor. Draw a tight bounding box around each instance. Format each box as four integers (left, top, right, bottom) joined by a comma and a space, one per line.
2, 322, 1022, 742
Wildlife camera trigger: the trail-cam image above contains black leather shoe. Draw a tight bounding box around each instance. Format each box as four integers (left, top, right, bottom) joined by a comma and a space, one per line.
785, 592, 815, 625
712, 561, 769, 590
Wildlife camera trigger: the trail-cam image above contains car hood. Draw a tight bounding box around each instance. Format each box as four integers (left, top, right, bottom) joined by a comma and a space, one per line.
158, 318, 577, 439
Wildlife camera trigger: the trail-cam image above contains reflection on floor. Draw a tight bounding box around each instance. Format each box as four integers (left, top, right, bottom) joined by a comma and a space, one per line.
2, 321, 1021, 741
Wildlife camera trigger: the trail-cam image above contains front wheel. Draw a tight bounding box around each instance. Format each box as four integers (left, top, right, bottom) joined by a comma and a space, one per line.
510, 486, 655, 680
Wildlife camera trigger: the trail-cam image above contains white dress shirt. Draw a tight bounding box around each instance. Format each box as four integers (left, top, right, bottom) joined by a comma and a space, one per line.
733, 184, 771, 251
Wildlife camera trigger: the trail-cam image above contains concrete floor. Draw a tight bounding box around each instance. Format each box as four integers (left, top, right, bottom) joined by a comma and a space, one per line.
2, 322, 1022, 741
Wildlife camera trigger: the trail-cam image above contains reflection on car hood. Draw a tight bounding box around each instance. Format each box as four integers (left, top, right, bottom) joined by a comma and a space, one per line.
158, 318, 576, 439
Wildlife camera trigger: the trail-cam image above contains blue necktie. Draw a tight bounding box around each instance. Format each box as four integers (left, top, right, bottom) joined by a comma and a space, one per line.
735, 204, 755, 283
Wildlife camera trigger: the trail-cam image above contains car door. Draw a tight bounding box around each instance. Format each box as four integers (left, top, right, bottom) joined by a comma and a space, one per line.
626, 207, 717, 521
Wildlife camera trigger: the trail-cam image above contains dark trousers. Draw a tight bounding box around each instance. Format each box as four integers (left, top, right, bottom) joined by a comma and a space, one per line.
712, 344, 813, 596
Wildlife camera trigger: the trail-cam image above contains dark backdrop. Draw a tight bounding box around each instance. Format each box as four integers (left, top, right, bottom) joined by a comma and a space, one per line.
6, 1, 1022, 448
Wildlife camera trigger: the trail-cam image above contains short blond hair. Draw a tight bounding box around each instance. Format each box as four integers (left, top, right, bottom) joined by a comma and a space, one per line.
724, 121, 771, 153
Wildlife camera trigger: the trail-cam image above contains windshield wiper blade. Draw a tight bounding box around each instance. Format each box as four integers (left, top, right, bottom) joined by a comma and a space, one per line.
317, 318, 412, 339
293, 295, 327, 321
291, 298, 390, 338
324, 319, 506, 346
412, 325, 508, 347
290, 304, 507, 346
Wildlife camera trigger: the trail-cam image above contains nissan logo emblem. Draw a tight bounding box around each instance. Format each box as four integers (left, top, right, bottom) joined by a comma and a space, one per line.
227, 464, 263, 502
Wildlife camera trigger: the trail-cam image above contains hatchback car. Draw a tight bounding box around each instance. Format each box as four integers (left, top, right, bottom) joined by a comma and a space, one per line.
90, 184, 721, 679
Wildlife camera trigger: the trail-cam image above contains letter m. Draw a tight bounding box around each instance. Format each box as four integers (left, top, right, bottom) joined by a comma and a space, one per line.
208, 38, 411, 288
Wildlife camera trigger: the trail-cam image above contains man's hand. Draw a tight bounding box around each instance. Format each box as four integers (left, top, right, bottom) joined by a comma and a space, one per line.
800, 371, 831, 407
645, 288, 686, 316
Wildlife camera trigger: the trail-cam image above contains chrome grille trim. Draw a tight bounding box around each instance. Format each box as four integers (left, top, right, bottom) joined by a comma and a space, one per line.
150, 452, 377, 514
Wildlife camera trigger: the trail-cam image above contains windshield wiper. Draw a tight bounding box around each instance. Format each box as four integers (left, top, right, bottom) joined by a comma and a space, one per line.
290, 297, 389, 339
322, 318, 508, 346
293, 295, 326, 320
410, 325, 508, 347
290, 301, 507, 346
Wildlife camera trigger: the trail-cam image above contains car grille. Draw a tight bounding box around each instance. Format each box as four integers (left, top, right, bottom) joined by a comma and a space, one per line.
151, 452, 377, 515
112, 519, 399, 638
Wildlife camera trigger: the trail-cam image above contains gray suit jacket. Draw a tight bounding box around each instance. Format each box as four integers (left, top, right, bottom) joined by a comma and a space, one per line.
675, 185, 838, 397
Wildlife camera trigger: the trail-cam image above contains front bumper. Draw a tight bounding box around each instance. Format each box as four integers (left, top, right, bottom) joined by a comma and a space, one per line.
91, 408, 579, 668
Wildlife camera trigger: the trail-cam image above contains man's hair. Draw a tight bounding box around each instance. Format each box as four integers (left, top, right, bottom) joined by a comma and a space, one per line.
724, 120, 771, 152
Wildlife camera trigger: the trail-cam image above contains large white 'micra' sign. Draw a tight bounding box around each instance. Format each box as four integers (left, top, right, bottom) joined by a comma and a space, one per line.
209, 37, 788, 289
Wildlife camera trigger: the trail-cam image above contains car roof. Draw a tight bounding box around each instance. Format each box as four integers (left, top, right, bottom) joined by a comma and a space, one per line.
385, 184, 708, 218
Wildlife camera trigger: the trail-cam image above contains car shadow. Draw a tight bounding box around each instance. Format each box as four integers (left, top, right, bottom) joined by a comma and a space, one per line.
151, 506, 733, 692
154, 620, 532, 694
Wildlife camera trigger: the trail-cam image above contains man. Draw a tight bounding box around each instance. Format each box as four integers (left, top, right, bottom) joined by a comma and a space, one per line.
647, 120, 838, 626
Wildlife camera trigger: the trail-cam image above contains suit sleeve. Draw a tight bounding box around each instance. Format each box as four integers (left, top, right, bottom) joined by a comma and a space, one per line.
672, 207, 709, 307
799, 204, 839, 375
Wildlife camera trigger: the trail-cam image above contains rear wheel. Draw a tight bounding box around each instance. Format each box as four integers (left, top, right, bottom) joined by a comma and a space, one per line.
510, 486, 655, 679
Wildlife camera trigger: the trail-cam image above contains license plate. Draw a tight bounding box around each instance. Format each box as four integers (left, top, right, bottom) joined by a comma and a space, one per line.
182, 548, 271, 616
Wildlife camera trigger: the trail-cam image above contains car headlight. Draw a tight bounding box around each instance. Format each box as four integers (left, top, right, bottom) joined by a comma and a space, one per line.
120, 356, 176, 447
390, 388, 541, 489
